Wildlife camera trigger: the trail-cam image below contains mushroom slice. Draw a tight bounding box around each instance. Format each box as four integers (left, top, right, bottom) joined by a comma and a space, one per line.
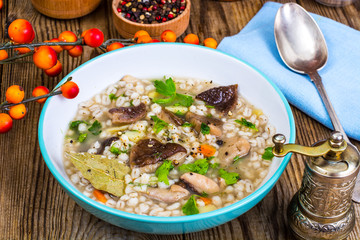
129, 138, 187, 168
218, 136, 251, 168
97, 136, 119, 154
157, 108, 184, 126
180, 172, 220, 195
185, 112, 223, 136
196, 85, 238, 114
108, 103, 146, 124
145, 184, 190, 203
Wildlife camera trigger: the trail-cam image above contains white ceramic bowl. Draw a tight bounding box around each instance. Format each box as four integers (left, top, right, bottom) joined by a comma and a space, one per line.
39, 43, 295, 234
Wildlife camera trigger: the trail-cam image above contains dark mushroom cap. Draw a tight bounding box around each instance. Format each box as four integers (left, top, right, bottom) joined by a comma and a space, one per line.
196, 85, 238, 113
185, 112, 223, 136
109, 103, 147, 124
129, 138, 187, 167
157, 108, 184, 126
97, 136, 119, 154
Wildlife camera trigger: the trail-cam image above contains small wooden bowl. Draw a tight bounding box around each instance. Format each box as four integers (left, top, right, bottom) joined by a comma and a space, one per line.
112, 0, 191, 39
31, 0, 102, 19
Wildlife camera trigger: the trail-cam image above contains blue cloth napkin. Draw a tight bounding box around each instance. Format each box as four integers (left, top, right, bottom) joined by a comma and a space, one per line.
218, 1, 360, 141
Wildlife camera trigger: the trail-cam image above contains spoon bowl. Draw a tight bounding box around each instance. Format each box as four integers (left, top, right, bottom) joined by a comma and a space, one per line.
274, 3, 328, 74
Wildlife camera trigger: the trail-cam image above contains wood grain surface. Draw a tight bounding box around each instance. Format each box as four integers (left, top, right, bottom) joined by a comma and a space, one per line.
1, 0, 359, 239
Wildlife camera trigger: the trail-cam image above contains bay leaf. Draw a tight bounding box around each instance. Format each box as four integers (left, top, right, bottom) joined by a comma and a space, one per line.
65, 152, 130, 197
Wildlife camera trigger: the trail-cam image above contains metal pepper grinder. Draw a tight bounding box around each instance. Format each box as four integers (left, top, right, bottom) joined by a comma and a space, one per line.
272, 132, 360, 240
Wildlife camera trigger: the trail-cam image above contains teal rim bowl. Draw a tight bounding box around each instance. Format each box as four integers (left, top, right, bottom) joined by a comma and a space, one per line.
39, 43, 296, 234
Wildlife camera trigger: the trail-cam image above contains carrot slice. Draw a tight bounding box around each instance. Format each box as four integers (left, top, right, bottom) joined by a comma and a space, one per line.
93, 189, 107, 203
200, 197, 212, 205
198, 144, 216, 157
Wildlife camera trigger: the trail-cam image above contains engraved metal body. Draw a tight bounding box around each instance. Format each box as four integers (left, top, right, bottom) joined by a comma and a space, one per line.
273, 132, 360, 240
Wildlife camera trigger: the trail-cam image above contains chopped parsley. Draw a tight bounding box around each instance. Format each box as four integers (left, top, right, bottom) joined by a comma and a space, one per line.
219, 169, 240, 185
109, 93, 119, 101
262, 147, 274, 160
178, 158, 209, 175
88, 120, 102, 135
205, 105, 215, 108
182, 195, 199, 215
78, 133, 87, 143
210, 162, 219, 169
130, 100, 134, 106
200, 123, 210, 135
233, 155, 242, 163
235, 118, 258, 131
151, 115, 169, 134
152, 77, 194, 107
206, 114, 213, 118
182, 122, 193, 127
200, 192, 208, 197
69, 120, 88, 131
155, 160, 174, 185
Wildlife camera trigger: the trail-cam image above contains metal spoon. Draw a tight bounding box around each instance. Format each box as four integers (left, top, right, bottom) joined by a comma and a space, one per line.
274, 3, 360, 202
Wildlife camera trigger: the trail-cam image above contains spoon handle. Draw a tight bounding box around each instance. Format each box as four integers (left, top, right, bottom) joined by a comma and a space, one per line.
308, 71, 350, 143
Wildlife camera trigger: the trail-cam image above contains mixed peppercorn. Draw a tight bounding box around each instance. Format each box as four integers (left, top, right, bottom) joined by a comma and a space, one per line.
117, 0, 187, 24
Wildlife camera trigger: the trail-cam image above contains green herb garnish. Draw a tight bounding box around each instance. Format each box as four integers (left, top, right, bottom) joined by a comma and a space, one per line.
88, 120, 102, 135
210, 162, 219, 169
178, 158, 209, 175
78, 133, 87, 143
205, 105, 215, 108
152, 78, 194, 107
182, 195, 199, 215
130, 100, 134, 106
262, 147, 274, 160
110, 146, 129, 155
151, 115, 169, 134
70, 120, 88, 131
155, 160, 174, 185
201, 123, 210, 135
235, 118, 258, 131
206, 114, 213, 118
219, 169, 240, 185
201, 192, 208, 197
182, 122, 193, 127
233, 155, 242, 163
109, 93, 119, 101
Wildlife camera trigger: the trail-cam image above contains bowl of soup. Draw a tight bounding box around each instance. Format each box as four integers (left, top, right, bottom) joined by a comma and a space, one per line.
39, 43, 295, 234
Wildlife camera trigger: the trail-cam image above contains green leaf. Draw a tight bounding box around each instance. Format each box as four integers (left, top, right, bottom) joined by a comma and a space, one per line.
182, 122, 193, 127
262, 147, 274, 160
155, 160, 174, 185
235, 118, 258, 131
182, 195, 199, 215
205, 105, 215, 108
78, 133, 87, 143
65, 152, 130, 197
88, 120, 102, 135
173, 93, 194, 107
200, 192, 208, 197
70, 120, 88, 131
152, 95, 176, 105
109, 93, 119, 101
151, 115, 169, 134
233, 155, 242, 163
219, 169, 240, 185
110, 146, 120, 155
178, 158, 209, 175
154, 78, 176, 96
130, 100, 134, 106
209, 162, 219, 169
201, 123, 210, 135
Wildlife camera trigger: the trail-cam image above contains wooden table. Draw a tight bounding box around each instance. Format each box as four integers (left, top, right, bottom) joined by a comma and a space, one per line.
1, 0, 359, 239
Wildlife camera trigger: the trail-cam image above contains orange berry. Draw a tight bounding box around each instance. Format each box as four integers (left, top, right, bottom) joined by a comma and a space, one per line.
83, 28, 104, 48
8, 19, 35, 44
33, 46, 57, 70
14, 45, 31, 54
0, 113, 13, 134
0, 0, 3, 10
134, 30, 150, 40
183, 33, 199, 45
58, 31, 77, 50
161, 30, 177, 42
32, 86, 50, 103
203, 38, 218, 49
0, 50, 8, 60
45, 38, 63, 54
106, 42, 124, 52
9, 104, 27, 120
5, 85, 24, 104
68, 45, 83, 58
44, 60, 62, 77
61, 81, 79, 99
137, 35, 152, 44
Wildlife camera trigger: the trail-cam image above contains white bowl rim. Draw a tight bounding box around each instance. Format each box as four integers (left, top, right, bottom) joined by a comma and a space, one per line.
38, 42, 296, 223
